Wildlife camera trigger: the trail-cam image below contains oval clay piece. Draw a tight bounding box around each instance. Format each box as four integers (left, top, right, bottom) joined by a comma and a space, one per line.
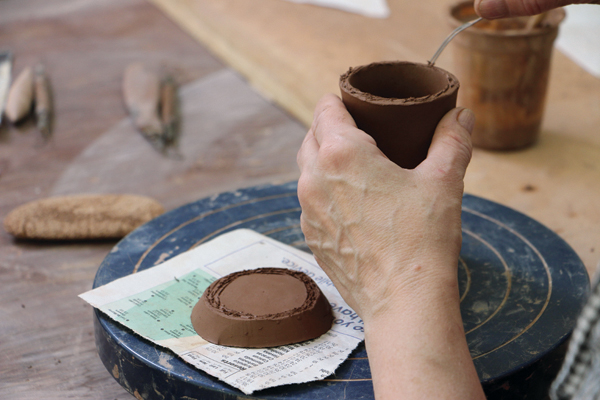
191, 268, 333, 348
340, 61, 459, 169
3, 194, 165, 240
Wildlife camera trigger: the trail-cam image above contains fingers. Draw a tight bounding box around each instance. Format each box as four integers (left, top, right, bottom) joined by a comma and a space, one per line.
298, 94, 345, 171
420, 108, 474, 181
298, 93, 380, 173
474, 0, 593, 19
311, 93, 363, 146
297, 94, 356, 171
297, 129, 319, 172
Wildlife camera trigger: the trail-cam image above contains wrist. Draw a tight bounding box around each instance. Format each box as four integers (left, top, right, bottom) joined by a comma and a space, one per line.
360, 259, 461, 326
361, 265, 484, 400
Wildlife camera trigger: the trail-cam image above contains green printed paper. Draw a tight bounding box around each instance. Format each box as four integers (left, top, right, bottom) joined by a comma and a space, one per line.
102, 269, 215, 341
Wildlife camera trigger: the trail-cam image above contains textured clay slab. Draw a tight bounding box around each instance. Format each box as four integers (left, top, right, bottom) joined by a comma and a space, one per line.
3, 194, 165, 240
191, 267, 333, 348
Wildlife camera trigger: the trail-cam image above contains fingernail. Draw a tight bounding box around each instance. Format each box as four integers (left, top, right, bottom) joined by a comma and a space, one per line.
457, 108, 475, 134
476, 0, 509, 19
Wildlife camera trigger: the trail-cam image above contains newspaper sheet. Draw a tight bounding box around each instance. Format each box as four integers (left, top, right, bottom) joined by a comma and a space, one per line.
80, 229, 364, 394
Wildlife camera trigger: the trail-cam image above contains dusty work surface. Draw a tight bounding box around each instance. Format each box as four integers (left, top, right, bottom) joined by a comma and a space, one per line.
0, 1, 598, 398
0, 1, 304, 399
150, 0, 600, 274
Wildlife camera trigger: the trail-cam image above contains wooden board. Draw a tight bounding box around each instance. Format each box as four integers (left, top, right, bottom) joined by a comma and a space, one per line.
0, 2, 304, 399
0, 1, 596, 398
93, 182, 589, 399
148, 0, 600, 275
50, 69, 305, 208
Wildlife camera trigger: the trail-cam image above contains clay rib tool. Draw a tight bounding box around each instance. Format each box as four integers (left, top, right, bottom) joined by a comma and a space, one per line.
122, 63, 164, 152
34, 64, 52, 141
428, 17, 483, 66
0, 51, 12, 126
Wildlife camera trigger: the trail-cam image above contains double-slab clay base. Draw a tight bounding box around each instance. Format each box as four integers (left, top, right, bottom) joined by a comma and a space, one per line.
191, 268, 333, 348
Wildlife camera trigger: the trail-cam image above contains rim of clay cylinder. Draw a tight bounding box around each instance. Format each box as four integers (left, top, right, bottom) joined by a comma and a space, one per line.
204, 268, 323, 320
449, 1, 565, 37
339, 61, 459, 106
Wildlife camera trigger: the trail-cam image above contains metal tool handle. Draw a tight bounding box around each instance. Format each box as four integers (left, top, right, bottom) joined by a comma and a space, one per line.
428, 17, 483, 66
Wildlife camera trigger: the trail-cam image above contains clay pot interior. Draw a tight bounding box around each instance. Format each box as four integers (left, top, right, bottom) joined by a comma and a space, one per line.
346, 63, 453, 102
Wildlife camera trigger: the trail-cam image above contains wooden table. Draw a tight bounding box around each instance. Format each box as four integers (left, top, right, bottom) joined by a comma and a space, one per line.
0, 1, 304, 398
1, 1, 598, 399
152, 0, 600, 275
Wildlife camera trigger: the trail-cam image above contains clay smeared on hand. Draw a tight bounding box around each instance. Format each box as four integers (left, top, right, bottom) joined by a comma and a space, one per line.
191, 268, 333, 348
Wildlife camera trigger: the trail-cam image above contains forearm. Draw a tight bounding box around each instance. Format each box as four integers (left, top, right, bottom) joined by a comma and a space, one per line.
364, 267, 485, 400
297, 95, 481, 399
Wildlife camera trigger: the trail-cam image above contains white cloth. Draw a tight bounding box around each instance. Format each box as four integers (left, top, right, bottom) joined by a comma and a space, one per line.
283, 0, 389, 18
555, 5, 600, 78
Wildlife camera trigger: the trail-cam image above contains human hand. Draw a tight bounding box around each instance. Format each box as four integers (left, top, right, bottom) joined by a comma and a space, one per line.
297, 94, 484, 399
296, 93, 474, 323
475, 0, 599, 19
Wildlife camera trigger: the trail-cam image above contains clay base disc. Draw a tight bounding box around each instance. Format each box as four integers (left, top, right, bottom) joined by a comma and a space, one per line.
191, 268, 333, 348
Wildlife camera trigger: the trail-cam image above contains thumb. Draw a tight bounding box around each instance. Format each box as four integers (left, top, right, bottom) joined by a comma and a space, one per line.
474, 0, 591, 19
420, 108, 474, 181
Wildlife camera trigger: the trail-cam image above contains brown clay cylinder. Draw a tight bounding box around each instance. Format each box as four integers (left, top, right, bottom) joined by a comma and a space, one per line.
5, 67, 34, 123
122, 63, 163, 139
340, 61, 459, 169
